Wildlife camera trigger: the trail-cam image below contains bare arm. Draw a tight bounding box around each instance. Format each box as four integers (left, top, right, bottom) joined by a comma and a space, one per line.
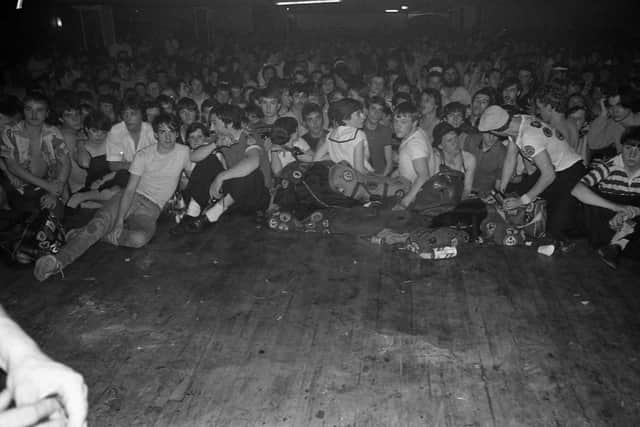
312, 139, 329, 162
383, 145, 394, 176
463, 151, 476, 195
190, 143, 217, 163
571, 182, 624, 212
353, 140, 367, 174
401, 157, 430, 207
4, 158, 56, 192
114, 173, 142, 227
525, 150, 556, 200
499, 139, 519, 192
219, 148, 260, 182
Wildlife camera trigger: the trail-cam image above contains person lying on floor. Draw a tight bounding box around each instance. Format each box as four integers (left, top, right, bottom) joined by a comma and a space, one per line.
571, 126, 640, 268
169, 104, 271, 234
34, 113, 191, 281
0, 305, 87, 427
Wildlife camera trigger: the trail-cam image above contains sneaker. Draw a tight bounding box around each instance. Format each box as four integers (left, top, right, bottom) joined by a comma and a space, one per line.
598, 244, 622, 269
34, 255, 63, 282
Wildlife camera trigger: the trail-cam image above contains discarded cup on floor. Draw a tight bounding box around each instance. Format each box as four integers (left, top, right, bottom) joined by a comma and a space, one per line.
419, 246, 457, 260
537, 244, 555, 256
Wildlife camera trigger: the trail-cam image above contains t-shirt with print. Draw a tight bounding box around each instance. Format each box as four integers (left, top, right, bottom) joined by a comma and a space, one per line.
129, 144, 191, 209
0, 121, 69, 189
514, 115, 582, 172
398, 128, 437, 183
364, 124, 393, 174
106, 122, 156, 163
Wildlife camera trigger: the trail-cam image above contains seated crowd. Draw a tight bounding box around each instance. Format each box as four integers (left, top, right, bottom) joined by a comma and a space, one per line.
0, 33, 639, 280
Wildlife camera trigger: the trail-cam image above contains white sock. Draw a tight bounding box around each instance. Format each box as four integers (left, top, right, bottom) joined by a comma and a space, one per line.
186, 199, 201, 217
204, 194, 234, 223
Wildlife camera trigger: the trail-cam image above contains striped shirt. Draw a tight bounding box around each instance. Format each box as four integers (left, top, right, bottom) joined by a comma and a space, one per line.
581, 154, 640, 197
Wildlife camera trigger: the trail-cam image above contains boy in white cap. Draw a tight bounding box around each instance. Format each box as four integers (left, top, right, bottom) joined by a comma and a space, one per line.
478, 105, 584, 250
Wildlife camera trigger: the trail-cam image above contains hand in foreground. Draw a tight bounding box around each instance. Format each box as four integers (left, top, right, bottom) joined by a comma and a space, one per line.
5, 354, 87, 427
104, 221, 123, 244
0, 390, 64, 427
210, 176, 224, 200
502, 197, 523, 211
40, 194, 58, 210
615, 205, 640, 219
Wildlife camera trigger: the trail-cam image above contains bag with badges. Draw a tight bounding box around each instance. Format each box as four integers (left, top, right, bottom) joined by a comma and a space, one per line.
328, 161, 411, 203
11, 209, 66, 264
481, 192, 547, 245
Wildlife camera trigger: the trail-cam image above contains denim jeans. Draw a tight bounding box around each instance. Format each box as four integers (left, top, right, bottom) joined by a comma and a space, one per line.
56, 191, 161, 268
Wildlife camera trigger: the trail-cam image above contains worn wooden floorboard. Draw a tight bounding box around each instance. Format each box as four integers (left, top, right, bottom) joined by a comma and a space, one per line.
2, 214, 640, 426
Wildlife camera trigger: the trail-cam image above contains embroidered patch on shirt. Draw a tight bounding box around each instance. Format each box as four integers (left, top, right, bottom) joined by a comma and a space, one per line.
530, 121, 542, 128
523, 145, 536, 157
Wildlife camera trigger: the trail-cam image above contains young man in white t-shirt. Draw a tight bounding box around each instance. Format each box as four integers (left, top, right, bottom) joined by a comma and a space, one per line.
479, 105, 585, 249
394, 102, 437, 209
34, 114, 191, 281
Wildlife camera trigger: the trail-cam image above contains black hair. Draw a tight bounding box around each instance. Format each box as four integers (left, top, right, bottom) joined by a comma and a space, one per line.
473, 87, 497, 106
23, 91, 49, 108
186, 122, 210, 138
328, 98, 362, 127
365, 96, 386, 109
270, 117, 298, 145
213, 104, 244, 130
157, 94, 175, 107
392, 92, 412, 108
121, 95, 144, 113
244, 104, 264, 119
301, 102, 322, 119
432, 122, 460, 147
84, 110, 112, 132
443, 101, 467, 117
152, 113, 179, 133
420, 88, 442, 111
290, 82, 310, 97
393, 102, 420, 122
176, 97, 198, 112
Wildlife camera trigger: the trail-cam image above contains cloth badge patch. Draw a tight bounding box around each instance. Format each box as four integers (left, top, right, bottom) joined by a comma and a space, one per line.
530, 121, 542, 128
542, 127, 553, 137
523, 145, 536, 157
555, 130, 565, 140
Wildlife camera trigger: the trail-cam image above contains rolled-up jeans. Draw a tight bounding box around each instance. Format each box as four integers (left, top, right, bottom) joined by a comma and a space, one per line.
56, 191, 161, 268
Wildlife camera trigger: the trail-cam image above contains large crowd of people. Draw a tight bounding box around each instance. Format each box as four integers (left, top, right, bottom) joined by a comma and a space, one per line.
1, 32, 639, 283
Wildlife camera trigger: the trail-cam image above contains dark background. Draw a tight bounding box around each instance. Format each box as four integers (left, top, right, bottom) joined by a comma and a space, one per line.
1, 0, 639, 59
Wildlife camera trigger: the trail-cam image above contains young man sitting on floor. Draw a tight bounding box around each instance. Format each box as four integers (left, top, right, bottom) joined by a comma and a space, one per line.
0, 92, 70, 220
571, 126, 640, 268
34, 114, 191, 281
170, 104, 271, 234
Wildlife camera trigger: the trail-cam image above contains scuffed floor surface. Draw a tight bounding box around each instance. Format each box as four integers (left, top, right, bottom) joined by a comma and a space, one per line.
2, 214, 640, 426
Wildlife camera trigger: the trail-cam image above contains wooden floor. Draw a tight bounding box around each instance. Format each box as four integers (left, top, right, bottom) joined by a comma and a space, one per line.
2, 214, 640, 427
